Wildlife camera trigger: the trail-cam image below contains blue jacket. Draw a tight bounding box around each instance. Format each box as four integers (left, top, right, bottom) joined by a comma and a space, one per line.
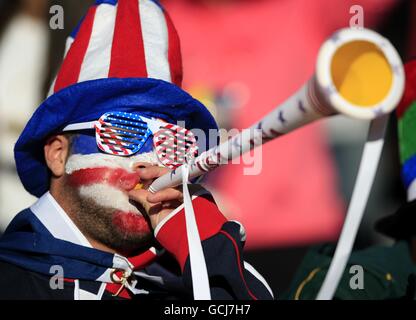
0, 192, 274, 300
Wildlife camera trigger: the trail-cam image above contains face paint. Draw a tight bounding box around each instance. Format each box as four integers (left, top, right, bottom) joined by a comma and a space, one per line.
112, 211, 151, 236
78, 184, 139, 213
66, 152, 161, 191
68, 168, 140, 191
66, 152, 161, 174
65, 151, 160, 240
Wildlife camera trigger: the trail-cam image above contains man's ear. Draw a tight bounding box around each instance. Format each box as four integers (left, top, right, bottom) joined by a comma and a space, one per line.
44, 135, 70, 177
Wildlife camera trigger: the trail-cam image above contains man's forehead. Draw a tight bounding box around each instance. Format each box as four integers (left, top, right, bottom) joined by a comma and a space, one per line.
65, 152, 161, 175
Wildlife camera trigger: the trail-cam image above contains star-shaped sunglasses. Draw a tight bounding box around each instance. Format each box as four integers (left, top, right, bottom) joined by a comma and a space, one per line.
62, 111, 198, 169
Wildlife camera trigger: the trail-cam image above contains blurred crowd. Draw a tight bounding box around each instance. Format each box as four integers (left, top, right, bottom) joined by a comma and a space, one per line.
0, 0, 94, 230
0, 0, 48, 229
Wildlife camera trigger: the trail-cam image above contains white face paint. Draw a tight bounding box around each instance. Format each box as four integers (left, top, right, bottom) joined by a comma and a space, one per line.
65, 151, 162, 175
65, 151, 162, 214
78, 183, 140, 213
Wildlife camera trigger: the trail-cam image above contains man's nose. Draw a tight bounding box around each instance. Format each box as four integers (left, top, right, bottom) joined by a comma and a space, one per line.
118, 172, 140, 191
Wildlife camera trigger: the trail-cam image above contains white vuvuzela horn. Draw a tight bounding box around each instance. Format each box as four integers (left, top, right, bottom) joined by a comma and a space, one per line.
148, 27, 405, 301
149, 27, 404, 193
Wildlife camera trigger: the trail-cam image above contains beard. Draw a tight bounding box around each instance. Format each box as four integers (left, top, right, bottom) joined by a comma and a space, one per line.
63, 152, 161, 255
66, 180, 154, 255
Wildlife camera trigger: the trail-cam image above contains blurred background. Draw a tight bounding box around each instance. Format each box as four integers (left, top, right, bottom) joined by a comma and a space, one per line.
0, 0, 415, 296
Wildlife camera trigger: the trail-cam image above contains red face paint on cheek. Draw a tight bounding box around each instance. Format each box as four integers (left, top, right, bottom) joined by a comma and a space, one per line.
68, 167, 139, 191
112, 211, 151, 235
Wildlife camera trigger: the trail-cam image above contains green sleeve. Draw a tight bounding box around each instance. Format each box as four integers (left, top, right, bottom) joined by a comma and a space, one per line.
288, 265, 400, 300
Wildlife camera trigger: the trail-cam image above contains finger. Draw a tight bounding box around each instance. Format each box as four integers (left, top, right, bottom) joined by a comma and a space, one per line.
136, 166, 170, 181
128, 189, 151, 211
147, 203, 164, 218
148, 200, 182, 222
147, 188, 183, 203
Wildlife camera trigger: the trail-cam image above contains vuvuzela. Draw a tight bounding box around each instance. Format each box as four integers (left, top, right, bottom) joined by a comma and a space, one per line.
149, 27, 405, 194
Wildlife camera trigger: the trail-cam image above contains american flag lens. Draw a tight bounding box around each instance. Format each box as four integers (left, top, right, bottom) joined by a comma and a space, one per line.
153, 124, 198, 169
94, 112, 198, 168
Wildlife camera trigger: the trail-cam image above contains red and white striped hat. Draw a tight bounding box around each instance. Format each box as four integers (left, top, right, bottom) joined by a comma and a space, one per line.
49, 0, 182, 96
16, 0, 218, 198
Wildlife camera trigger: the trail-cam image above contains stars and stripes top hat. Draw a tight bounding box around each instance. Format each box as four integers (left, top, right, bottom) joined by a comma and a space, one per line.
49, 0, 183, 95
15, 0, 218, 197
